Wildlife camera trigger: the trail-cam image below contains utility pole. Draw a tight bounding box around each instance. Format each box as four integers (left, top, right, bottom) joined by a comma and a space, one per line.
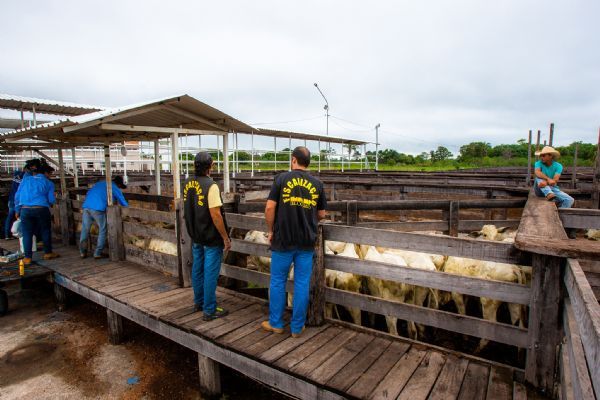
375, 123, 380, 171
314, 83, 330, 169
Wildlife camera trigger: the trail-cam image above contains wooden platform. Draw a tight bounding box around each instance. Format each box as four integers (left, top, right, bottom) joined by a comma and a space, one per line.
29, 244, 545, 400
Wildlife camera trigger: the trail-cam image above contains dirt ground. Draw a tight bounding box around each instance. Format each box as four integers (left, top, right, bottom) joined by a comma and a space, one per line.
0, 280, 288, 400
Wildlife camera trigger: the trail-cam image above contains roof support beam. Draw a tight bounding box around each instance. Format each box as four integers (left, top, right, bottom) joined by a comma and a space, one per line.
164, 105, 228, 132
62, 105, 164, 133
99, 123, 225, 136
34, 150, 74, 176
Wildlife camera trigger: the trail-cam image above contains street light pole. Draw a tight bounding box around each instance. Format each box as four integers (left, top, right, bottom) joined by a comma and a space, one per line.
375, 123, 380, 171
314, 83, 331, 169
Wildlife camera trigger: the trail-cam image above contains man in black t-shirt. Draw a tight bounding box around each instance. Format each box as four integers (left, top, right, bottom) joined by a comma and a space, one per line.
261, 146, 327, 338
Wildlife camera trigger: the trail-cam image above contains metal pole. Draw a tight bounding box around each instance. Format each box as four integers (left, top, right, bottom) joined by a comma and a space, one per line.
313, 83, 330, 169
20, 107, 24, 129
171, 131, 180, 199
288, 135, 292, 171
71, 148, 79, 188
185, 135, 189, 179
375, 123, 380, 171
341, 143, 344, 172
251, 131, 255, 177
154, 139, 161, 195
216, 135, 221, 174
32, 104, 37, 127
223, 133, 230, 193
273, 137, 277, 172
232, 132, 237, 177
526, 130, 532, 186
318, 139, 321, 172
592, 127, 600, 209
104, 145, 113, 206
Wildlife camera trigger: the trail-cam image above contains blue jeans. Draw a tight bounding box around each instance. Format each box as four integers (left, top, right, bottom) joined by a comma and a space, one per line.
20, 207, 52, 258
269, 250, 314, 334
192, 243, 224, 315
4, 201, 16, 238
534, 178, 574, 208
79, 209, 107, 257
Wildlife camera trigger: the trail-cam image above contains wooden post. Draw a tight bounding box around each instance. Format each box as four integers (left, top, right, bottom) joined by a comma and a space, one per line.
448, 201, 459, 237
176, 198, 192, 287
549, 123, 554, 147
57, 148, 67, 197
536, 130, 541, 152
154, 139, 161, 195
592, 128, 600, 209
104, 145, 113, 205
525, 254, 563, 394
107, 309, 124, 345
53, 283, 67, 311
527, 130, 533, 186
307, 225, 325, 326
571, 143, 578, 189
71, 148, 79, 188
107, 205, 124, 261
223, 133, 230, 193
346, 200, 358, 226
171, 131, 181, 199
57, 198, 71, 246
198, 354, 221, 396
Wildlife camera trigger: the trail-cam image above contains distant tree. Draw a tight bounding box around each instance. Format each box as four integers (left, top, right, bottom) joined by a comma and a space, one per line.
431, 146, 453, 161
459, 142, 491, 160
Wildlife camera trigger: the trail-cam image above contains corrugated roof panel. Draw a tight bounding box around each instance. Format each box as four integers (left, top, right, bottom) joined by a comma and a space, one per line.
0, 93, 104, 116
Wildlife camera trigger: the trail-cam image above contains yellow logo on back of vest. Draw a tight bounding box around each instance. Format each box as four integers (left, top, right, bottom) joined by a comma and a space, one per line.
282, 177, 318, 209
183, 180, 205, 206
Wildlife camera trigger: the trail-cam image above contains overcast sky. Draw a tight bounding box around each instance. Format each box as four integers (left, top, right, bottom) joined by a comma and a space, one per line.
1, 0, 599, 155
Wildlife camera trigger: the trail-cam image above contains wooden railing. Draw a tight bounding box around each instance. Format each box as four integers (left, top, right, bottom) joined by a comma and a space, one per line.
223, 213, 531, 349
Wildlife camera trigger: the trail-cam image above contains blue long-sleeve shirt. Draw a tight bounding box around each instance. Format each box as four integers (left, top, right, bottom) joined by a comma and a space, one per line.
14, 174, 56, 213
8, 170, 24, 204
82, 181, 129, 212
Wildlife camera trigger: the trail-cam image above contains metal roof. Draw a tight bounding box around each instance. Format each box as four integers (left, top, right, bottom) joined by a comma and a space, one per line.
0, 117, 50, 130
0, 93, 104, 116
254, 128, 368, 145
0, 94, 368, 148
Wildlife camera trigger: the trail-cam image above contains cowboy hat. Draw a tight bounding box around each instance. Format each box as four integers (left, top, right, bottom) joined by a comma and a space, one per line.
535, 146, 560, 158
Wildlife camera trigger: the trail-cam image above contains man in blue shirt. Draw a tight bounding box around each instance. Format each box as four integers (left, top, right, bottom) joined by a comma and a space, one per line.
534, 146, 574, 208
14, 162, 58, 264
4, 169, 24, 240
80, 176, 129, 259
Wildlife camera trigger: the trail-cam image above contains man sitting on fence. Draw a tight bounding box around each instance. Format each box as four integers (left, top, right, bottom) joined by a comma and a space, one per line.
262, 146, 327, 338
533, 146, 574, 209
79, 176, 129, 259
183, 151, 231, 320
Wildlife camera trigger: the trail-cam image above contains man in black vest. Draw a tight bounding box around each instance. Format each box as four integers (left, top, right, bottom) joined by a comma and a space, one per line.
262, 146, 327, 338
183, 152, 230, 320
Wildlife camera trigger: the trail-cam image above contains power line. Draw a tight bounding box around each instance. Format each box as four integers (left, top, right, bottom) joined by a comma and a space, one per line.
250, 115, 324, 126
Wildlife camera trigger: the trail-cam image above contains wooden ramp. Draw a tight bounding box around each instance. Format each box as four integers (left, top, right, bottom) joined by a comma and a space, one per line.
32, 245, 542, 400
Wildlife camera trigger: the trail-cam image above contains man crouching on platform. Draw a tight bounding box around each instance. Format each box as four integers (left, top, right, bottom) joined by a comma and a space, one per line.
262, 146, 327, 338
184, 151, 230, 320
533, 146, 574, 209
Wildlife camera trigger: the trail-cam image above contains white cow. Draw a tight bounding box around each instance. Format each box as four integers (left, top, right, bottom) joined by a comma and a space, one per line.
586, 229, 600, 240
244, 230, 271, 271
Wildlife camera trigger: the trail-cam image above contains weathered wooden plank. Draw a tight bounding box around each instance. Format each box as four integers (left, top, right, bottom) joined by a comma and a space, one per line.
428, 354, 469, 400
485, 366, 513, 400
308, 332, 372, 384
107, 205, 125, 261
260, 324, 330, 363
107, 308, 124, 345
53, 274, 345, 400
230, 239, 271, 258
324, 224, 527, 264
346, 341, 411, 399
307, 225, 326, 326
369, 347, 427, 400
559, 208, 600, 229
124, 243, 178, 276
226, 212, 269, 231
290, 330, 357, 376
275, 326, 343, 370
560, 346, 576, 400
176, 198, 192, 288
123, 220, 176, 243
325, 255, 531, 305
122, 206, 175, 224
562, 299, 595, 400
325, 288, 529, 347
219, 263, 294, 292
457, 362, 490, 400
396, 351, 446, 400
198, 353, 221, 396
524, 254, 563, 393
564, 258, 600, 399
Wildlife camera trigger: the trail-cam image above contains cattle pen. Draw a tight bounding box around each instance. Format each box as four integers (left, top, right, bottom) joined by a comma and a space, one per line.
1, 96, 600, 399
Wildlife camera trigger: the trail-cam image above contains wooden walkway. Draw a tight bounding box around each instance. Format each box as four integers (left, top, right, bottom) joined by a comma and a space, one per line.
24, 244, 545, 400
